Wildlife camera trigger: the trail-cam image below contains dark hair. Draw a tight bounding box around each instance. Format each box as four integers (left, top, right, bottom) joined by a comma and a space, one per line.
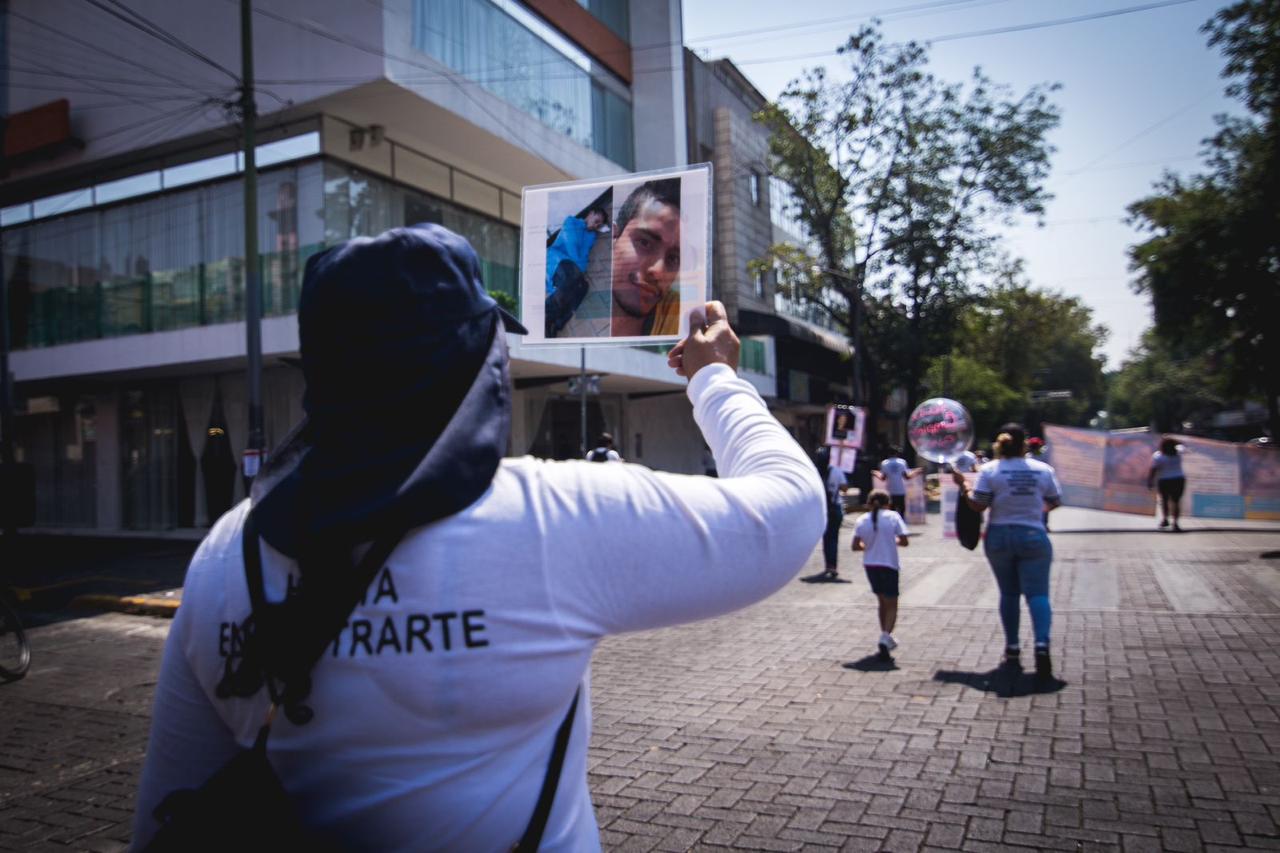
867, 488, 890, 530
995, 422, 1026, 458
584, 206, 608, 222
615, 178, 681, 238
597, 432, 614, 447
1160, 436, 1178, 455
886, 446, 901, 458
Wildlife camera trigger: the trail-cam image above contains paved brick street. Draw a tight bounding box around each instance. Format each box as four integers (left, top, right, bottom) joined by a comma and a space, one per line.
2, 509, 1279, 851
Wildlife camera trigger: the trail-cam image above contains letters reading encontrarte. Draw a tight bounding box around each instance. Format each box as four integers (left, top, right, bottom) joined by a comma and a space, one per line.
216, 568, 490, 660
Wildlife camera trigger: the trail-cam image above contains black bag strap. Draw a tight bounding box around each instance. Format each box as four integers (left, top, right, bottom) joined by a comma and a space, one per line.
239, 507, 406, 723
514, 688, 580, 853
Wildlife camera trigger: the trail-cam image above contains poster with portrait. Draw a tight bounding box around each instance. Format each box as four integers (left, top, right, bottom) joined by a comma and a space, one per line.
830, 446, 857, 474
519, 164, 712, 345
824, 404, 865, 449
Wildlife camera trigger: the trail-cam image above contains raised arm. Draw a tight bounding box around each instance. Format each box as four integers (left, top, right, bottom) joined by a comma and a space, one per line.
545, 303, 826, 636
951, 470, 988, 513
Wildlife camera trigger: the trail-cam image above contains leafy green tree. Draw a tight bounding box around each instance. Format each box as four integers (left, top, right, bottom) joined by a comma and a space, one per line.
1127, 0, 1280, 437
1106, 331, 1227, 432
922, 354, 1023, 444
949, 270, 1109, 432
756, 24, 1060, 447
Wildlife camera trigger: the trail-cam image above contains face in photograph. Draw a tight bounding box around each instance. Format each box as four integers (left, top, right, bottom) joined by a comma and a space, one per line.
610, 179, 682, 337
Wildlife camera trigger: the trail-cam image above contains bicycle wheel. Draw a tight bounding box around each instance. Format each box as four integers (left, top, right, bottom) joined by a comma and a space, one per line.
0, 597, 30, 682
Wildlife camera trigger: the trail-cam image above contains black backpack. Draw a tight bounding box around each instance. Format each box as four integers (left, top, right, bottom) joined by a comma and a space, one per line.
588, 448, 609, 462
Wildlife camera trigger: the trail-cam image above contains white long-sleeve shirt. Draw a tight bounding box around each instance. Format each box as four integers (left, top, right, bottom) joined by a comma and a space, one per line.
132, 363, 825, 852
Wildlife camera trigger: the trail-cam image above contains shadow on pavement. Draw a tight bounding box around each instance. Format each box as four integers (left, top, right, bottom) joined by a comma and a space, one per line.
799, 572, 853, 584
1053, 527, 1279, 535
934, 666, 1067, 698
843, 654, 899, 672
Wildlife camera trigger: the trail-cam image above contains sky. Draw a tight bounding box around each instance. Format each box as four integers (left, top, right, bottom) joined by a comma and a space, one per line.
681, 0, 1240, 370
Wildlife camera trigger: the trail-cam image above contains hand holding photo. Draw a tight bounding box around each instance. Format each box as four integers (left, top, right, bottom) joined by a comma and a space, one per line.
520, 165, 711, 345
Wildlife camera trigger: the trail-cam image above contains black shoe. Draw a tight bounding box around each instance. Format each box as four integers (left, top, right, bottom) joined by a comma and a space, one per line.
1173, 523, 1183, 533
1002, 647, 1022, 669
1159, 519, 1169, 529
1034, 648, 1053, 688
876, 643, 892, 662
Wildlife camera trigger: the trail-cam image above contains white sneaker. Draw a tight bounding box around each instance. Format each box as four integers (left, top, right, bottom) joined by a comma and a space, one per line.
880, 633, 898, 651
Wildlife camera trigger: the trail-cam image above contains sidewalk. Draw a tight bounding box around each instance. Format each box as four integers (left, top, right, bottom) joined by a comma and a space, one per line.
2, 509, 1278, 851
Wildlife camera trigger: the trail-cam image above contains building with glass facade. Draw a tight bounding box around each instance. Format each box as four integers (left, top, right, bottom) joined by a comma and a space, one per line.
2, 0, 700, 533
682, 51, 853, 454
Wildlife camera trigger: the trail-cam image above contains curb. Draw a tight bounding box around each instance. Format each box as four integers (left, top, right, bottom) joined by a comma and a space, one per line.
71, 593, 181, 618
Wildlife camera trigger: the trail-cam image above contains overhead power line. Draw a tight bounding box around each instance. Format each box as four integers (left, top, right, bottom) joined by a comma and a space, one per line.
929, 0, 1206, 43
83, 0, 239, 83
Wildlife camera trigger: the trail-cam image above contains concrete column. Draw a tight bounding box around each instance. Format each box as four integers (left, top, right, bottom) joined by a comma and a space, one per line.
629, 0, 687, 171
94, 392, 121, 531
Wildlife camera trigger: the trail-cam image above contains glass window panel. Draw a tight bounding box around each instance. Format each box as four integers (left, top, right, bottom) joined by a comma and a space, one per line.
413, 0, 632, 161
162, 152, 237, 190
94, 171, 162, 205
580, 0, 629, 41
256, 131, 321, 168
1, 203, 33, 226
32, 188, 93, 219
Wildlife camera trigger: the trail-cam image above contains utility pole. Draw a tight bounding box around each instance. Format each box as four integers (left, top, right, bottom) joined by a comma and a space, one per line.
0, 230, 14, 538
240, 0, 264, 486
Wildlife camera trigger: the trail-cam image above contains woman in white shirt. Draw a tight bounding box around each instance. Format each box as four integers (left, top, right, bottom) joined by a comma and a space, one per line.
953, 423, 1062, 688
1146, 436, 1185, 532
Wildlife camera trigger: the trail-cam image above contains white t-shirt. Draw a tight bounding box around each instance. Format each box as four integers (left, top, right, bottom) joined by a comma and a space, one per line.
971, 457, 1062, 530
1151, 451, 1184, 480
853, 509, 908, 570
132, 364, 825, 853
880, 457, 909, 494
951, 451, 978, 473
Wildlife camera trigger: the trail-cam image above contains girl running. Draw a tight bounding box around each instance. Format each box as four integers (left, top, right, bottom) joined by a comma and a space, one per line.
851, 489, 910, 661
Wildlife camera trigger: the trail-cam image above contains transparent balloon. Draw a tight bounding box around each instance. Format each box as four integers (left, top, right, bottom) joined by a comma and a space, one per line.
907, 398, 974, 464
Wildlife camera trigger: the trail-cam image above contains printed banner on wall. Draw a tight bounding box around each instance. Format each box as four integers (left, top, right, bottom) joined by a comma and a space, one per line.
1102, 433, 1159, 515
1043, 425, 1107, 509
1042, 424, 1276, 520
1242, 445, 1280, 520
1178, 436, 1243, 518
905, 474, 927, 526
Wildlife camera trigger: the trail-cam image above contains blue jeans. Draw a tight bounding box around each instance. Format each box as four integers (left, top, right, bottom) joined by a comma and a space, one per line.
823, 503, 843, 569
983, 524, 1053, 648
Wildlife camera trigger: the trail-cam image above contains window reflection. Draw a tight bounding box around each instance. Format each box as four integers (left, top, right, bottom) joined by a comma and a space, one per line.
1, 158, 519, 349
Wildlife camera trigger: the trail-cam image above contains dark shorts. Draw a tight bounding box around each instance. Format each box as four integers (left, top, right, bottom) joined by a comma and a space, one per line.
890, 494, 906, 515
865, 566, 900, 598
1157, 477, 1186, 502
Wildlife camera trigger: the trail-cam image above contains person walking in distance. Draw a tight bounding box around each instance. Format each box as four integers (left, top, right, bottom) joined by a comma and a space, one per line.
953, 423, 1063, 689
873, 446, 919, 515
820, 447, 848, 580
585, 433, 623, 462
851, 489, 909, 662
1147, 436, 1186, 532
132, 223, 825, 852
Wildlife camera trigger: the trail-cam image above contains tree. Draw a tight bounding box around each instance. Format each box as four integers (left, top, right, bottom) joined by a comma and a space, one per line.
950, 272, 1110, 433
1127, 0, 1280, 437
922, 354, 1023, 445
1106, 331, 1227, 432
756, 24, 1059, 448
